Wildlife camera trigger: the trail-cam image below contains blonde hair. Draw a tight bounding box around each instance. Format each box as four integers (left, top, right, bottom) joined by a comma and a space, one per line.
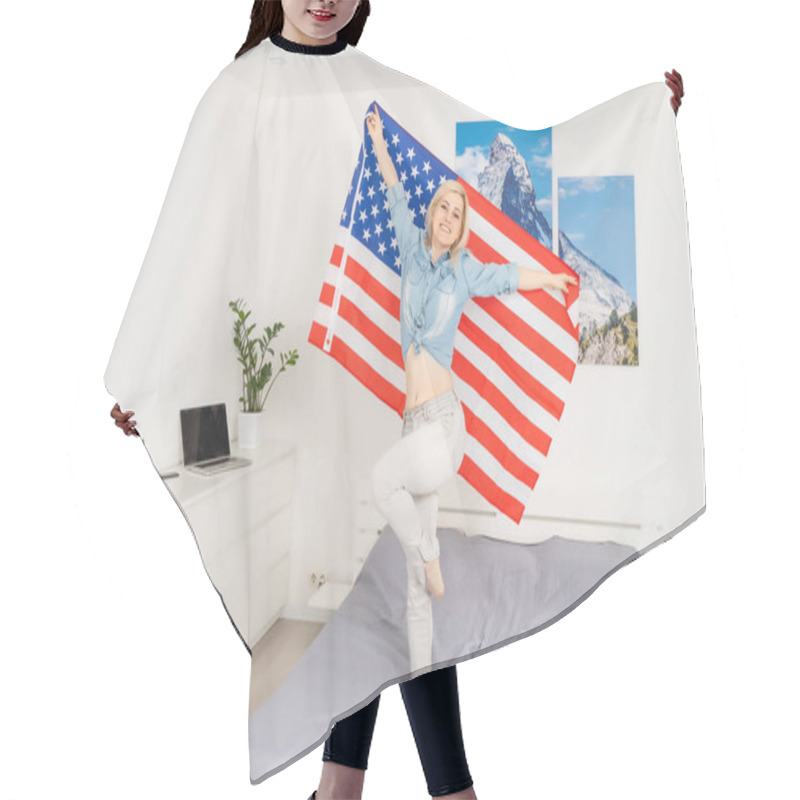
424, 180, 470, 265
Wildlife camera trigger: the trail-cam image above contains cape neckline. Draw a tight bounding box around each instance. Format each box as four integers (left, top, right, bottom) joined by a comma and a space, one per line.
269, 32, 348, 55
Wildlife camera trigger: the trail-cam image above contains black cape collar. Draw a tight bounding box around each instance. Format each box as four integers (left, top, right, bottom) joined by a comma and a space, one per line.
269, 32, 348, 55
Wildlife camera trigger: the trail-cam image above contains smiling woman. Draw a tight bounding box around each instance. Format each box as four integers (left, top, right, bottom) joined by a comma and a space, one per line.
235, 0, 371, 58
364, 102, 576, 679
281, 0, 362, 45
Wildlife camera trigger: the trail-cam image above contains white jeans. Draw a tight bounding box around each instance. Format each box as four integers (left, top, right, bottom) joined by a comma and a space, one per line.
371, 390, 467, 671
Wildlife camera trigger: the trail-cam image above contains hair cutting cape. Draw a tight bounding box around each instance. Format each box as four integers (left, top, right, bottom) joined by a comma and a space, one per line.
104, 35, 704, 784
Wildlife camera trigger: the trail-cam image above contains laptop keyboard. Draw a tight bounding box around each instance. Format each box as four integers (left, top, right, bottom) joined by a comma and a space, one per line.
190, 457, 249, 475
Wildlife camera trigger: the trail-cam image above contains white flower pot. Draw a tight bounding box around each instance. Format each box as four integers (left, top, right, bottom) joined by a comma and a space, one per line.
238, 411, 264, 449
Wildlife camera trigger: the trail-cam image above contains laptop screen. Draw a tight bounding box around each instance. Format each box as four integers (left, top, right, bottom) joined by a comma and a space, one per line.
180, 403, 231, 466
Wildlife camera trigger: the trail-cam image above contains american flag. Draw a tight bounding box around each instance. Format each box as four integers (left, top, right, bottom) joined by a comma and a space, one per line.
308, 103, 580, 523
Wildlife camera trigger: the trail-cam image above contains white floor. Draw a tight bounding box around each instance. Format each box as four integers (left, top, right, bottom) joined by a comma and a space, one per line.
249, 618, 324, 714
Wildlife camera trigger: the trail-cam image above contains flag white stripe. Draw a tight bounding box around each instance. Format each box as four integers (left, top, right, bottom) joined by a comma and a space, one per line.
456, 332, 557, 431
464, 436, 534, 505
339, 276, 402, 347
461, 302, 574, 399
455, 379, 549, 476
322, 262, 342, 288
332, 309, 406, 390
312, 303, 336, 333
496, 292, 579, 362
455, 335, 562, 439
344, 236, 402, 294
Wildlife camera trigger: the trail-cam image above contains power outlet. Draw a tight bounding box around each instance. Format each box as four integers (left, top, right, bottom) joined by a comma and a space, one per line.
309, 572, 327, 589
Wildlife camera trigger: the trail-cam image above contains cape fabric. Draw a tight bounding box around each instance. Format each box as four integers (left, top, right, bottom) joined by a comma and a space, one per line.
104, 35, 704, 784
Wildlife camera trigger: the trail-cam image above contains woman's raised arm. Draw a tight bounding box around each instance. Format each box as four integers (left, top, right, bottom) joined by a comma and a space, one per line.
365, 104, 400, 189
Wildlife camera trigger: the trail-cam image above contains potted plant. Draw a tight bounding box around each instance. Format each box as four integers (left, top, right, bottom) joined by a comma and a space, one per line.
229, 298, 299, 448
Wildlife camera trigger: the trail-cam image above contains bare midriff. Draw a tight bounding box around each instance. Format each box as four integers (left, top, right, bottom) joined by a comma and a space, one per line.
404, 343, 455, 410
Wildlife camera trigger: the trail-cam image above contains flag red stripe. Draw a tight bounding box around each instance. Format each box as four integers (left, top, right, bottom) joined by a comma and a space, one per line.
344, 255, 400, 320
452, 350, 551, 457
318, 281, 335, 307
331, 244, 344, 268
468, 295, 577, 383
462, 404, 540, 489
308, 319, 328, 349
337, 295, 404, 369
459, 314, 565, 420
458, 454, 525, 524
517, 281, 580, 339
309, 321, 405, 416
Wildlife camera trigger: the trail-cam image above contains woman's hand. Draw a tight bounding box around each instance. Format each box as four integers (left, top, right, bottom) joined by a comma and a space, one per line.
665, 69, 684, 115
365, 103, 400, 188
548, 272, 578, 295
110, 402, 139, 437
365, 103, 386, 147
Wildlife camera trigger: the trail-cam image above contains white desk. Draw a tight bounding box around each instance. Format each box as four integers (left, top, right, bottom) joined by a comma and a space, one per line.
163, 439, 296, 648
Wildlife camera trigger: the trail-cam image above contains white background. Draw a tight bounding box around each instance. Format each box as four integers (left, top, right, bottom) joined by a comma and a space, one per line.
1, 1, 796, 798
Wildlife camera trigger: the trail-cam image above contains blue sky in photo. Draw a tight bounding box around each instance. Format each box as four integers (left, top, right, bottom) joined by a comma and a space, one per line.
558, 176, 637, 302
455, 122, 552, 229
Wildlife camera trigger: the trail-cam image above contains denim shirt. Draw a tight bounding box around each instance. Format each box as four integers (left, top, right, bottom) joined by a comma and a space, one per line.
386, 180, 520, 371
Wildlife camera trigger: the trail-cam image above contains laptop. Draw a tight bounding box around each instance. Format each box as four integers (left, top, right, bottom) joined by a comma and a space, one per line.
180, 403, 251, 475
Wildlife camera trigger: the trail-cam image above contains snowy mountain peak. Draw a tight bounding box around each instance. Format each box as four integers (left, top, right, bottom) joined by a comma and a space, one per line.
477, 133, 550, 248
489, 132, 517, 158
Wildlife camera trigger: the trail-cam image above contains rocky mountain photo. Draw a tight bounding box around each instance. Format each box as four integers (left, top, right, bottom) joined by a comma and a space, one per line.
475, 132, 638, 365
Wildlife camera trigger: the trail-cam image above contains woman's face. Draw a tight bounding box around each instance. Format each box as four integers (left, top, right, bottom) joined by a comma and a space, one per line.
280, 0, 361, 45
431, 191, 465, 253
